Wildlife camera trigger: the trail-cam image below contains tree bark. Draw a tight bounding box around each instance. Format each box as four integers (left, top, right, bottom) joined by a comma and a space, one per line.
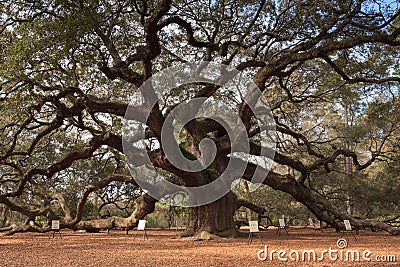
92, 193, 100, 219
184, 191, 238, 237
73, 194, 156, 232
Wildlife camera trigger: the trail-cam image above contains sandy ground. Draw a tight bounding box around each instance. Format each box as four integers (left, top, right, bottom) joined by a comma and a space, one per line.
0, 227, 399, 266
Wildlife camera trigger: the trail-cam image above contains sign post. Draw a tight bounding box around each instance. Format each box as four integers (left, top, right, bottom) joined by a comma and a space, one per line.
49, 220, 61, 238
248, 221, 263, 244
276, 218, 289, 236
133, 220, 148, 241
341, 219, 357, 241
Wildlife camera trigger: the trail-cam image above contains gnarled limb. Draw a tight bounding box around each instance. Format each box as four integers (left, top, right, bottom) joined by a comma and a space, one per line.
73, 194, 156, 232
241, 162, 400, 235
236, 199, 273, 227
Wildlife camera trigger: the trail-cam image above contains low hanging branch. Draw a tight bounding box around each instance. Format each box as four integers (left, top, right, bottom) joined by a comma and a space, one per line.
236, 199, 273, 227
0, 174, 155, 236
240, 161, 400, 235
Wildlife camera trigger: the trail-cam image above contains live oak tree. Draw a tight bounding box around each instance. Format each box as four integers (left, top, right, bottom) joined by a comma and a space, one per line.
1, 0, 400, 236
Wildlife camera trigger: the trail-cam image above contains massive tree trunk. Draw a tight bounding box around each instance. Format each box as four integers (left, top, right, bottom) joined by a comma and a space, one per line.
184, 191, 238, 237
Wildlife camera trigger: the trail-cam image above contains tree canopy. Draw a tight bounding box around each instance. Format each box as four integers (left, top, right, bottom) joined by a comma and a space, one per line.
0, 0, 400, 236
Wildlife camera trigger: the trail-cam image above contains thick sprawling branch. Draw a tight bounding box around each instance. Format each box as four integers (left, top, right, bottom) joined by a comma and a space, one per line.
70, 174, 136, 225
240, 161, 400, 235
157, 16, 219, 50
3, 134, 109, 198
236, 199, 273, 226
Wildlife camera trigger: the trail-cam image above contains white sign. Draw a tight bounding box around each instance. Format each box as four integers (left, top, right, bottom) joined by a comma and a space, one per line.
344, 220, 352, 231
138, 220, 146, 230
249, 221, 259, 233
51, 220, 60, 230
279, 218, 286, 227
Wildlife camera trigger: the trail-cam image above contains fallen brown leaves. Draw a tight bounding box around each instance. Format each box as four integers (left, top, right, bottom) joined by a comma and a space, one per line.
0, 227, 399, 266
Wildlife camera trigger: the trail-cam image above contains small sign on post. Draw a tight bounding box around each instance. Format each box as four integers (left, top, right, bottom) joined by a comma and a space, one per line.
52, 220, 60, 230
277, 218, 289, 236
49, 220, 61, 238
248, 221, 263, 244
134, 220, 148, 241
344, 220, 352, 231
249, 221, 259, 233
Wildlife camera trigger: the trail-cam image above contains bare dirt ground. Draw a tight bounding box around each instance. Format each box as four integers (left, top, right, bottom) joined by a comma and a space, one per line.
1, 226, 399, 266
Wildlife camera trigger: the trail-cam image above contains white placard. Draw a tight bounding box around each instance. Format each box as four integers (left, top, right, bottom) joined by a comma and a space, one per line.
137, 220, 146, 230
51, 220, 60, 230
249, 221, 259, 233
278, 218, 286, 227
308, 217, 314, 225
343, 220, 352, 231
